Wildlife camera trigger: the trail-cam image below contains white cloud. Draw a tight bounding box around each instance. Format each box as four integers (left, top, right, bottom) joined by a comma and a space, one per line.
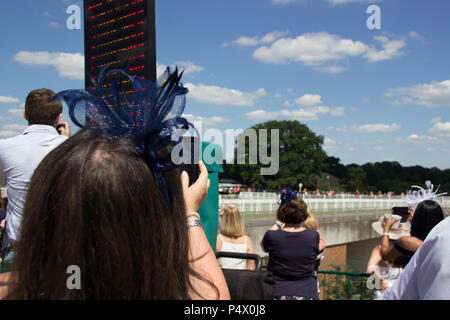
395, 134, 446, 144
282, 106, 330, 121
364, 36, 406, 62
271, 0, 298, 5
229, 30, 289, 47
287, 88, 296, 96
245, 110, 280, 121
253, 32, 366, 65
409, 31, 421, 39
245, 105, 341, 122
183, 113, 230, 128
0, 96, 20, 104
49, 22, 61, 29
282, 101, 293, 107
386, 80, 450, 107
323, 138, 338, 151
13, 51, 84, 80
0, 131, 18, 138
314, 65, 346, 73
327, 125, 350, 132
329, 0, 379, 5
156, 63, 167, 78
330, 106, 345, 117
252, 32, 406, 70
173, 61, 204, 75
260, 31, 290, 44
8, 109, 23, 117
430, 117, 442, 124
233, 36, 259, 47
0, 124, 26, 138
185, 83, 266, 107
429, 121, 450, 137
157, 61, 203, 78
352, 123, 401, 133
2, 124, 25, 132
295, 94, 322, 107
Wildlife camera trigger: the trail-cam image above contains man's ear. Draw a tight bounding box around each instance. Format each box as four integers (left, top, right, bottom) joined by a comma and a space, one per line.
22, 109, 27, 121
55, 113, 63, 126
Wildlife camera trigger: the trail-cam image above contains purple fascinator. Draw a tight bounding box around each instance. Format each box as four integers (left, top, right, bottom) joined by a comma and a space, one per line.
54, 66, 194, 200
278, 188, 298, 206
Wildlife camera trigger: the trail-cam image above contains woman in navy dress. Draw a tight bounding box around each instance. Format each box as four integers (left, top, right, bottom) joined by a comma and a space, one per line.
261, 190, 320, 300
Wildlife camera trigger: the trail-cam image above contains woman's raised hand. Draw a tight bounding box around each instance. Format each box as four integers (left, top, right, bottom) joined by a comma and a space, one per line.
181, 160, 211, 213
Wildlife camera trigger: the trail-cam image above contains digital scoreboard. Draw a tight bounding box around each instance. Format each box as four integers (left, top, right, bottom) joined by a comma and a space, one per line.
84, 0, 156, 93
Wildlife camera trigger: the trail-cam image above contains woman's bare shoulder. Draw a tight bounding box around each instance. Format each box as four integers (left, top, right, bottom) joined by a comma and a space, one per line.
397, 236, 422, 251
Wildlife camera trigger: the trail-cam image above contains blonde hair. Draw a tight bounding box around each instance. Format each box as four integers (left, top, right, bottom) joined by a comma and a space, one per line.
301, 212, 318, 230
219, 207, 244, 239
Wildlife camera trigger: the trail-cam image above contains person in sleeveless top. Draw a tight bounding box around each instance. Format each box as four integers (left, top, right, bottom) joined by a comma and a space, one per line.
379, 200, 444, 268
216, 204, 255, 270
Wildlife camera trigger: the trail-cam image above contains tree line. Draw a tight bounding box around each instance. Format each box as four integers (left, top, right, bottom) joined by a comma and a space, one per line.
220, 120, 450, 195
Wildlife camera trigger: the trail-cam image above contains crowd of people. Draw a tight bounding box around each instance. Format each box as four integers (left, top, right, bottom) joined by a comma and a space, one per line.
0, 67, 448, 300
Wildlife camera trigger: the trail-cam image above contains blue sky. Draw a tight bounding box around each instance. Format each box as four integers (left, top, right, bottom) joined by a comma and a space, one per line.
0, 0, 449, 169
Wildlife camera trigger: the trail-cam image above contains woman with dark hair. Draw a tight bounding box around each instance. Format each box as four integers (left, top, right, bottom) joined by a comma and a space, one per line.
0, 67, 230, 300
261, 190, 320, 300
1, 130, 228, 299
380, 182, 445, 268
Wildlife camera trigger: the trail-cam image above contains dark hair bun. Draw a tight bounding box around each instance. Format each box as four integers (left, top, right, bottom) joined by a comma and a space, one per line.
277, 197, 308, 225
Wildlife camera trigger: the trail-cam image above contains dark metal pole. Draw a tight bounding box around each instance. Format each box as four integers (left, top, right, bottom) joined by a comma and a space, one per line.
145, 0, 157, 83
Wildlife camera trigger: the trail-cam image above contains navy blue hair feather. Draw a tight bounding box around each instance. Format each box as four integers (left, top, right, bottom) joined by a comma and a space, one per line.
54, 66, 194, 201
278, 188, 298, 206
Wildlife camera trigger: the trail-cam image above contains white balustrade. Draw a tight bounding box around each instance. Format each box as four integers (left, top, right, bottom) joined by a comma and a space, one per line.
218, 194, 450, 215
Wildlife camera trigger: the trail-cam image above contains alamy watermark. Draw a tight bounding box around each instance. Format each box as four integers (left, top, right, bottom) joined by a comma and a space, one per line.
66, 265, 81, 290
366, 272, 383, 291
170, 121, 280, 176
366, 5, 381, 30
66, 5, 81, 30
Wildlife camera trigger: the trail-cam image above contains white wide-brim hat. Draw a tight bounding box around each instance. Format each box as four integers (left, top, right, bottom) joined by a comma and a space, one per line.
371, 214, 411, 240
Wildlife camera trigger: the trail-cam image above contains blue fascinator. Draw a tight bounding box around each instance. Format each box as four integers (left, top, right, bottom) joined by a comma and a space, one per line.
54, 66, 194, 200
278, 188, 298, 206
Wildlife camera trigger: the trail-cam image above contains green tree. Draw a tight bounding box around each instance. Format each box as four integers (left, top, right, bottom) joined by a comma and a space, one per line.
346, 166, 367, 192
227, 120, 327, 190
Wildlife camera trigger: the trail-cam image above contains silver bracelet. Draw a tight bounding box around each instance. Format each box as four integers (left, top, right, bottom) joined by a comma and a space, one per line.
382, 232, 390, 237
187, 218, 204, 229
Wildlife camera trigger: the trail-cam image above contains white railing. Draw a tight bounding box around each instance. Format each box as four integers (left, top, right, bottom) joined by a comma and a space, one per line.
219, 195, 450, 215
236, 192, 278, 199
224, 192, 439, 200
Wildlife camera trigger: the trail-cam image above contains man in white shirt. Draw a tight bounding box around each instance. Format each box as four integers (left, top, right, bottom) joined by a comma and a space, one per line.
0, 89, 70, 259
381, 216, 450, 300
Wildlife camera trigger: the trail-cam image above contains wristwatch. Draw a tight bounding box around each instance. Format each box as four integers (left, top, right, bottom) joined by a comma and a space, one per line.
187, 217, 204, 229
382, 232, 390, 237
187, 212, 204, 229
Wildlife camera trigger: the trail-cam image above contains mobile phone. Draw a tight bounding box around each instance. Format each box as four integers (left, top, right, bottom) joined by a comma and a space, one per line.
392, 207, 409, 223
56, 123, 65, 135
184, 164, 200, 186
180, 136, 200, 186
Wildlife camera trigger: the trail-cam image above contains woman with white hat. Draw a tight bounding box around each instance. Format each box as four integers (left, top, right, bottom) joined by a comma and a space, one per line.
377, 181, 445, 268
